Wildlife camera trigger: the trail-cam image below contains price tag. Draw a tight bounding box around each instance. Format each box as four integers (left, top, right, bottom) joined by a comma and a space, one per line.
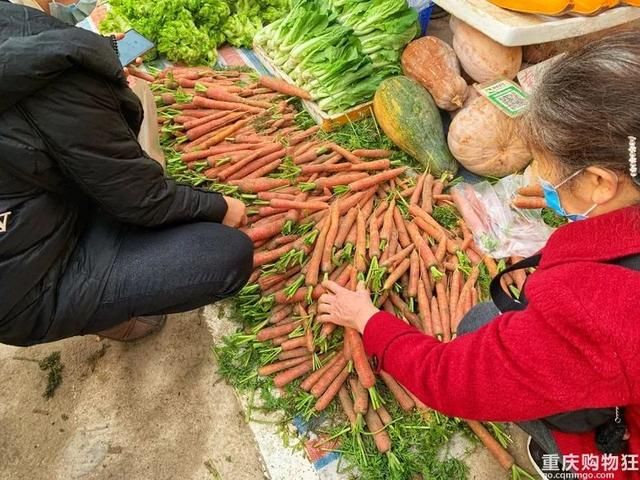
476, 80, 529, 118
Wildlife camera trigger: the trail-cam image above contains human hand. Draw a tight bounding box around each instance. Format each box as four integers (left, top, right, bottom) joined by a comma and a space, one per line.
110, 33, 143, 76
317, 280, 379, 334
222, 196, 248, 228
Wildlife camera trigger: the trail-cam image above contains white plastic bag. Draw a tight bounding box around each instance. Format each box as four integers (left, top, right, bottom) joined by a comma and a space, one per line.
451, 174, 553, 258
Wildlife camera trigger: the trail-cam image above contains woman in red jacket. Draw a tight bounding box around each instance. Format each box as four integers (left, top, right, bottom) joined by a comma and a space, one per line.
318, 32, 640, 479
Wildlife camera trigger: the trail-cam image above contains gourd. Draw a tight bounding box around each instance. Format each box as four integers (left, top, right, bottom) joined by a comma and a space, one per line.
447, 96, 531, 177
373, 76, 458, 176
450, 17, 522, 83
401, 36, 468, 111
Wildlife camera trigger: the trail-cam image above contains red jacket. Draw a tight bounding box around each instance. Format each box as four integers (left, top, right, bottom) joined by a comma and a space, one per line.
363, 206, 640, 478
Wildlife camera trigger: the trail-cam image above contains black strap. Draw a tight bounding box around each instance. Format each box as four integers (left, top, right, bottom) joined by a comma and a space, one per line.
490, 254, 541, 312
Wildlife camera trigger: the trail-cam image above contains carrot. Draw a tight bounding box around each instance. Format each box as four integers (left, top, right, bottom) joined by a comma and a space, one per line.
435, 233, 448, 264
273, 360, 314, 388
436, 282, 451, 343
393, 208, 412, 248
182, 110, 230, 130
417, 280, 432, 335
431, 296, 443, 341
320, 322, 337, 339
315, 366, 349, 412
345, 328, 376, 389
380, 371, 415, 411
350, 159, 391, 172
258, 76, 312, 100
352, 149, 393, 159
256, 320, 302, 342
257, 354, 308, 376
406, 222, 438, 268
230, 178, 290, 194
301, 163, 352, 175
383, 258, 411, 291
368, 214, 381, 259
448, 270, 462, 325
315, 172, 369, 190
513, 196, 547, 209
180, 142, 253, 163
257, 191, 298, 201
349, 377, 369, 415
299, 352, 342, 391
354, 210, 367, 273
246, 217, 289, 243
377, 405, 394, 426
280, 336, 308, 351
217, 143, 282, 180
253, 239, 305, 268
310, 354, 350, 398
389, 291, 420, 328
410, 173, 427, 206
380, 200, 396, 243
408, 251, 420, 298
269, 306, 294, 324
305, 218, 331, 286
198, 118, 250, 150
192, 95, 263, 114
517, 184, 544, 197
334, 208, 358, 249
466, 420, 515, 471
338, 386, 358, 427
245, 158, 282, 179
380, 244, 414, 268
205, 87, 272, 109
329, 143, 361, 164
289, 126, 321, 146
228, 148, 287, 180
421, 174, 434, 214
322, 203, 340, 272
128, 66, 155, 82
364, 406, 392, 453
347, 167, 406, 192
482, 255, 500, 279
270, 198, 329, 211
381, 230, 398, 265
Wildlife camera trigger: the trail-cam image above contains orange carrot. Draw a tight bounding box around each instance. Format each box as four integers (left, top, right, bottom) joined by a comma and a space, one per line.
435, 233, 448, 264
311, 355, 350, 398
448, 269, 462, 325
408, 250, 420, 298
271, 198, 329, 211
417, 279, 432, 335
269, 306, 294, 324
380, 200, 396, 243
517, 184, 544, 197
217, 143, 282, 180
180, 142, 255, 163
513, 196, 547, 209
305, 218, 331, 286
258, 76, 312, 99
228, 178, 290, 193
192, 95, 263, 114
347, 167, 406, 192
345, 328, 376, 389
431, 296, 443, 340
393, 208, 411, 248
383, 258, 411, 291
329, 143, 361, 163
322, 203, 340, 272
377, 405, 393, 426
289, 125, 321, 146
246, 217, 289, 243
421, 174, 434, 214
406, 222, 438, 268
380, 244, 414, 268
128, 66, 155, 82
380, 371, 415, 411
301, 163, 352, 175
410, 173, 427, 206
273, 360, 314, 388
334, 208, 358, 249
205, 87, 272, 109
198, 118, 250, 150
364, 407, 392, 453
182, 110, 230, 130
256, 320, 302, 342
245, 158, 283, 179
436, 282, 451, 343
280, 336, 308, 351
352, 149, 393, 158
349, 377, 369, 415
355, 210, 367, 273
466, 420, 515, 471
315, 172, 369, 190
338, 386, 358, 427
315, 366, 349, 411
228, 148, 287, 180
350, 159, 391, 172
369, 214, 381, 260
257, 354, 308, 376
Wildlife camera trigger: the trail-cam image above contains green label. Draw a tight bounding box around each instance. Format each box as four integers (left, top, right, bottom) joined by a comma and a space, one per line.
478, 80, 529, 118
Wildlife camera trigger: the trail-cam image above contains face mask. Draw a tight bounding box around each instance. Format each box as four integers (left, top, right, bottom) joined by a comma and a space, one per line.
48, 0, 96, 25
539, 169, 597, 222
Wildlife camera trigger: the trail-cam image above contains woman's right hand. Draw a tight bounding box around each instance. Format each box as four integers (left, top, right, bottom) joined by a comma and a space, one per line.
222, 196, 247, 228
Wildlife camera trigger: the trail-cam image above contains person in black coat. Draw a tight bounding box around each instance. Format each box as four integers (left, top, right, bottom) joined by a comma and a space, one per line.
0, 2, 254, 346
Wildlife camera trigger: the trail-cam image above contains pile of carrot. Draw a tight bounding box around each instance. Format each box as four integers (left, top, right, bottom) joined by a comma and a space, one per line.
154, 66, 530, 471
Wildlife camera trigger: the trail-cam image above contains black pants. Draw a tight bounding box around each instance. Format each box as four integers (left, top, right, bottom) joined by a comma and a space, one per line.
55, 221, 253, 336
458, 302, 561, 455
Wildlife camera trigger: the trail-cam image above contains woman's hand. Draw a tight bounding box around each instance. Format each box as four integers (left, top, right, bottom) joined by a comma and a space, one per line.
222, 196, 248, 228
317, 280, 379, 334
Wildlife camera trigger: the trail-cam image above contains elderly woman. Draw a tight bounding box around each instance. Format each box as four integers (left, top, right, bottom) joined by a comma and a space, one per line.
0, 1, 253, 346
319, 32, 640, 479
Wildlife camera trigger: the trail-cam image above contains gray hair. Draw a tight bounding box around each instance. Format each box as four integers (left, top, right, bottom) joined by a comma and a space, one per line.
521, 30, 640, 182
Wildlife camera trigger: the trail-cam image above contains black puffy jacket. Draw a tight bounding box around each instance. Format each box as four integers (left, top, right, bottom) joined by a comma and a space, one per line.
0, 4, 228, 346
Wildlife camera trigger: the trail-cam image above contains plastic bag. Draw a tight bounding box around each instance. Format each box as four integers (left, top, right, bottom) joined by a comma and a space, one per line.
451, 174, 553, 258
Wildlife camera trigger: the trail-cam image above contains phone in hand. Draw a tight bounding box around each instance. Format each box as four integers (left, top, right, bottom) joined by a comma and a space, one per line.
116, 29, 155, 67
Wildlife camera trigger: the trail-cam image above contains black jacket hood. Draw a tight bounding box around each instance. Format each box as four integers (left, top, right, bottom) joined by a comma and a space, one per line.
0, 2, 126, 113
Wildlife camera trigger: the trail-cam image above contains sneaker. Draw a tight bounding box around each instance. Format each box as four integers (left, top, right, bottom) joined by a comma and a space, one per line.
97, 315, 167, 342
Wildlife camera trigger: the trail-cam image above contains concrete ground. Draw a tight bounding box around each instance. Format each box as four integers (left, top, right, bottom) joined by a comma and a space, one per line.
0, 307, 536, 480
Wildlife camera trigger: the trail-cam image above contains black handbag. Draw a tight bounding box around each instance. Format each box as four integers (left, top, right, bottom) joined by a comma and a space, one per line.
490, 253, 640, 453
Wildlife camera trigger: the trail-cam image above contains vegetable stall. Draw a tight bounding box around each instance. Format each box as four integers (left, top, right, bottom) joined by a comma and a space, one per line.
87, 0, 640, 478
